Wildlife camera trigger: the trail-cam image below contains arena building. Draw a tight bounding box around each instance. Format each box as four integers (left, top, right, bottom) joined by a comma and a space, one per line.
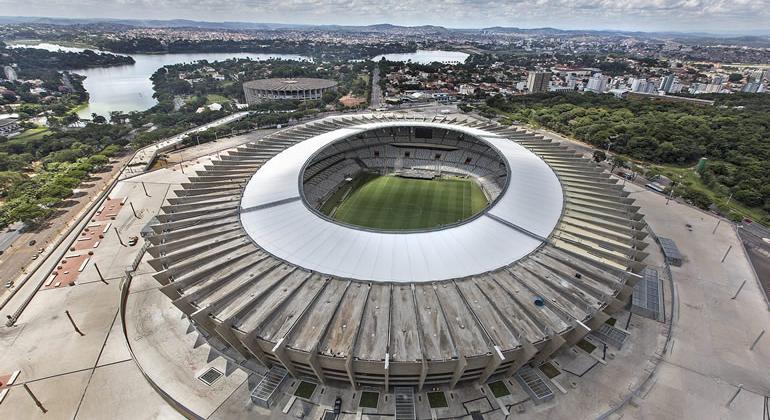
243, 78, 338, 104
146, 114, 648, 398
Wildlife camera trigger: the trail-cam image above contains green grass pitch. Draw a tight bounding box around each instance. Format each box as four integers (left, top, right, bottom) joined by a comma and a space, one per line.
320, 173, 488, 230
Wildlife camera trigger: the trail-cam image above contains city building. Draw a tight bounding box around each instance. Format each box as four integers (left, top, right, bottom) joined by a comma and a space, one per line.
629, 78, 657, 94
742, 81, 762, 93
585, 73, 609, 93
242, 78, 338, 104
550, 85, 575, 92
659, 74, 677, 93
526, 71, 552, 93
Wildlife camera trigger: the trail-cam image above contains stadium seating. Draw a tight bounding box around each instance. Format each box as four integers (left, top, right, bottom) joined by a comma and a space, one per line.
302, 127, 508, 208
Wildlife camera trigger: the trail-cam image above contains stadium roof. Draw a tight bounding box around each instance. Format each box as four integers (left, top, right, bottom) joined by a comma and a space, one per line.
242, 78, 338, 91
239, 122, 563, 282
147, 113, 650, 384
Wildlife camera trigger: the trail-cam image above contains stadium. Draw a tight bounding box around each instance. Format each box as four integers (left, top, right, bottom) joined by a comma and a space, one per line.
243, 78, 338, 104
147, 114, 648, 403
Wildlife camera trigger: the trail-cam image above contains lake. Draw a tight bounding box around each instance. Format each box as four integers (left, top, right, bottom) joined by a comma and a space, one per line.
9, 42, 311, 118
372, 50, 469, 65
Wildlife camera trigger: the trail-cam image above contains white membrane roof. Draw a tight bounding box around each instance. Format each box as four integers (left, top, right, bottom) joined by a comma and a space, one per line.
239, 122, 564, 282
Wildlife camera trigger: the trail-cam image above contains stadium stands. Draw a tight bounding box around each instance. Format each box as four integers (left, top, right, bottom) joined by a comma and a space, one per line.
302, 126, 508, 209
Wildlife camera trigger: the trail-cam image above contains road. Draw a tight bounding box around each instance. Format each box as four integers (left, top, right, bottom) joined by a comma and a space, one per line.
369, 66, 383, 109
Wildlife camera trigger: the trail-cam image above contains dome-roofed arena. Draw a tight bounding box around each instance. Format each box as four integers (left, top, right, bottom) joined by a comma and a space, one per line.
146, 113, 648, 395
243, 78, 338, 104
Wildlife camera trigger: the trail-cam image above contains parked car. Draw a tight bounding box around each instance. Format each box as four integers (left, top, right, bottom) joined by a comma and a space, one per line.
128, 236, 139, 246
333, 397, 342, 415
28, 239, 36, 246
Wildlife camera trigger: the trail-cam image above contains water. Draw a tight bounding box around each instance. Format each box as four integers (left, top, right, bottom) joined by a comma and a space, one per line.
372, 50, 469, 65
9, 42, 311, 117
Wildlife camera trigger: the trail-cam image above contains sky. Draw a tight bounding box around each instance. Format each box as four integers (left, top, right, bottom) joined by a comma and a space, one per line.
2, 0, 769, 35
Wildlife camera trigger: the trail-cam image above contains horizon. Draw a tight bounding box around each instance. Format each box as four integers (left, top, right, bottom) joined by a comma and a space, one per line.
1, 15, 768, 38
0, 0, 768, 37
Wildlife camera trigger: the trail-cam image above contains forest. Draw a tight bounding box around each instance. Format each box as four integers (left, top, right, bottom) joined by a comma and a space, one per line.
95, 38, 416, 61
486, 92, 770, 218
0, 41, 133, 77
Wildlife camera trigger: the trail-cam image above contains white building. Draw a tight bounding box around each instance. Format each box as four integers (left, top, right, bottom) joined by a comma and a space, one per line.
659, 74, 677, 93
585, 73, 609, 93
526, 71, 551, 94
3, 66, 18, 82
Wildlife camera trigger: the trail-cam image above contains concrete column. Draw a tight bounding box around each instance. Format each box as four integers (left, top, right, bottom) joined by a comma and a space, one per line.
504, 339, 538, 377
236, 330, 271, 367
477, 347, 504, 385
345, 353, 357, 390
272, 339, 299, 378
449, 354, 468, 389
307, 348, 326, 384
417, 358, 428, 391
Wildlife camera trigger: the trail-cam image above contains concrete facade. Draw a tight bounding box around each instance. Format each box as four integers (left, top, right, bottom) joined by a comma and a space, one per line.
243, 78, 338, 105
146, 114, 648, 392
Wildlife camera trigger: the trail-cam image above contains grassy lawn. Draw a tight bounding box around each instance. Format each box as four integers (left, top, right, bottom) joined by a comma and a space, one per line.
653, 164, 767, 223
322, 173, 488, 230
427, 391, 448, 408
487, 381, 511, 398
359, 391, 379, 408
13, 127, 51, 141
577, 339, 597, 354
539, 362, 561, 379
293, 381, 317, 399
205, 94, 230, 105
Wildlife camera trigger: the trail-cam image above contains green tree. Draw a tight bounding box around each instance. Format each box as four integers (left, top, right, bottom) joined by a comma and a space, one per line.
610, 155, 629, 173
0, 171, 26, 197
40, 183, 72, 199
593, 150, 607, 163
4, 199, 52, 226
87, 154, 109, 168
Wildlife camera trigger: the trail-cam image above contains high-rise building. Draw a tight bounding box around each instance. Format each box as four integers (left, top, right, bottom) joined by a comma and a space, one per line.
585, 73, 609, 93
566, 74, 577, 88
629, 78, 654, 93
659, 74, 677, 93
526, 71, 551, 94
742, 82, 761, 93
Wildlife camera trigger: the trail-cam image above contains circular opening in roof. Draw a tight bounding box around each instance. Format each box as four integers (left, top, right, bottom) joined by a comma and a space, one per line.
300, 126, 508, 232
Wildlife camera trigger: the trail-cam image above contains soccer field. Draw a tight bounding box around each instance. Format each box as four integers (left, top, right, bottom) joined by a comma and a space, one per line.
321, 173, 488, 230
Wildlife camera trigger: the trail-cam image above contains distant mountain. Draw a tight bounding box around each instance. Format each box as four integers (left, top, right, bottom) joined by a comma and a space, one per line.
0, 16, 768, 39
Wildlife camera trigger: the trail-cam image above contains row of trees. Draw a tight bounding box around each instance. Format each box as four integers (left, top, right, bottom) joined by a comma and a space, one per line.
0, 146, 120, 226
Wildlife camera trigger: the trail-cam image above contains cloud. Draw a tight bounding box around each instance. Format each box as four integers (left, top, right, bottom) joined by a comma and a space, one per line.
1, 0, 768, 33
